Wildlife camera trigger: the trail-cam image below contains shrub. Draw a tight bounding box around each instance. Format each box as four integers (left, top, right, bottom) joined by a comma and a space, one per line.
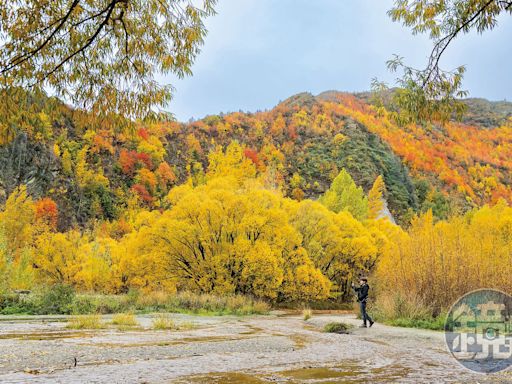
152, 313, 176, 330
0, 293, 32, 314
67, 314, 104, 329
163, 292, 270, 315
135, 290, 169, 311
126, 289, 141, 305
387, 315, 446, 331
36, 285, 75, 314
111, 312, 138, 327
70, 295, 96, 314
372, 292, 447, 330
90, 295, 127, 314
373, 292, 432, 322
1, 291, 269, 316
71, 295, 128, 314
302, 308, 312, 321
323, 322, 352, 334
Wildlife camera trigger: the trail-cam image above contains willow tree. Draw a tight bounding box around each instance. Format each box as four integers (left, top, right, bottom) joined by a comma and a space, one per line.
376, 0, 512, 125
0, 0, 216, 117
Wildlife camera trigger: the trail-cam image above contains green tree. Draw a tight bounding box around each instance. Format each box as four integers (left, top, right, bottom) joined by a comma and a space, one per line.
319, 169, 368, 220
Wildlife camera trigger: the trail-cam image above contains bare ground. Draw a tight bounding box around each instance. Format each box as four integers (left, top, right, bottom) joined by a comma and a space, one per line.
0, 312, 511, 383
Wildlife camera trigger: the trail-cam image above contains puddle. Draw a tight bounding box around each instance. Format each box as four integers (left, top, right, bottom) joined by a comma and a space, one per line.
172, 372, 266, 383
369, 364, 412, 381
81, 335, 253, 348
361, 337, 390, 347
278, 362, 363, 381
302, 324, 320, 332
240, 325, 263, 335
0, 331, 94, 340
172, 362, 410, 384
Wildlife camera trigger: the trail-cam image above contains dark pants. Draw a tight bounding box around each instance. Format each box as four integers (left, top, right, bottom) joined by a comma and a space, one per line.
359, 301, 373, 326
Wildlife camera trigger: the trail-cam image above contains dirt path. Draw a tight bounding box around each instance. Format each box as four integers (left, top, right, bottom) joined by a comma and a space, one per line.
0, 313, 511, 383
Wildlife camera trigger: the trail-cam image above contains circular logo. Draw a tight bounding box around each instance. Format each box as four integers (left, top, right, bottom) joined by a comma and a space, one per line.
445, 289, 512, 373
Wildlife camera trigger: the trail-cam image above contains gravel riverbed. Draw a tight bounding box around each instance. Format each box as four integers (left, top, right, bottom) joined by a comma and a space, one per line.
0, 312, 510, 383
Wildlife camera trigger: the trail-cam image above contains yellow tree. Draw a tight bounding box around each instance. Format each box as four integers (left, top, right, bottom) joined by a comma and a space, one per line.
74, 239, 114, 292
33, 230, 83, 286
368, 175, 385, 220
287, 199, 383, 300
0, 186, 35, 257
124, 176, 331, 301
376, 202, 512, 317
0, 0, 216, 118
207, 141, 257, 183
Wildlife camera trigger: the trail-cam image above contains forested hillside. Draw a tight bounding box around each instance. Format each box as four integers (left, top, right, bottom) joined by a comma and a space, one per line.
2, 89, 512, 229
2, 88, 512, 308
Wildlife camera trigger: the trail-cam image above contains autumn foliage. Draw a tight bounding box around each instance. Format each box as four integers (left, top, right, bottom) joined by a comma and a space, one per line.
0, 144, 392, 301
332, 93, 512, 206
35, 198, 58, 230
2, 90, 512, 312
376, 203, 512, 316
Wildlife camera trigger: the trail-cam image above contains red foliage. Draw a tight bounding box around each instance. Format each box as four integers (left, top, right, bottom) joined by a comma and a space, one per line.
135, 152, 153, 169
332, 93, 512, 204
243, 148, 260, 166
137, 127, 150, 140
119, 149, 154, 175
131, 184, 153, 203
35, 198, 58, 229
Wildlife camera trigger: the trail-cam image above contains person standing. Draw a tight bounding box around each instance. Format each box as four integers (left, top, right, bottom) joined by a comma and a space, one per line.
352, 277, 374, 328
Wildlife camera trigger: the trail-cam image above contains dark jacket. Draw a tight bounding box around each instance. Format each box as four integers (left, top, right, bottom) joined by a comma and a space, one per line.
353, 283, 369, 302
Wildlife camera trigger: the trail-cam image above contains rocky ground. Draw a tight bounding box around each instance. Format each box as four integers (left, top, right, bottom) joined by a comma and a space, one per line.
0, 312, 511, 383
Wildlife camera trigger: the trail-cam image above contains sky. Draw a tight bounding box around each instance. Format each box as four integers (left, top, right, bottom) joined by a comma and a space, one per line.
164, 0, 512, 122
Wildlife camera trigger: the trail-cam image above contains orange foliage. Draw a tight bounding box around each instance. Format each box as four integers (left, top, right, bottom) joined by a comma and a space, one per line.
35, 198, 58, 229
137, 127, 150, 140
131, 184, 153, 203
329, 94, 512, 205
156, 162, 177, 189
119, 149, 153, 175
243, 148, 260, 167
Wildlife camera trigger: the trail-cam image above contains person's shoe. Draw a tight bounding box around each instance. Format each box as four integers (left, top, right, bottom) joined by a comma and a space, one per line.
369, 321, 374, 327
359, 324, 367, 328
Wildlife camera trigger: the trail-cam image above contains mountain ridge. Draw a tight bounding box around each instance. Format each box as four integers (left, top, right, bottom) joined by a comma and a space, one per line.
1, 88, 511, 229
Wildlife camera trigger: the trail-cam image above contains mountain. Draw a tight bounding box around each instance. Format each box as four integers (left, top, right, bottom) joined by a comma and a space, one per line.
1, 88, 511, 229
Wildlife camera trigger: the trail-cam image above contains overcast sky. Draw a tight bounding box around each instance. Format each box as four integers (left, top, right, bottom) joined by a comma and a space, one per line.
163, 0, 512, 122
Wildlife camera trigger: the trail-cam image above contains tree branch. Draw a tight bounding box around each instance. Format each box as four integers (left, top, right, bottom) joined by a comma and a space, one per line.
36, 1, 119, 84
3, 0, 81, 73
423, 0, 496, 87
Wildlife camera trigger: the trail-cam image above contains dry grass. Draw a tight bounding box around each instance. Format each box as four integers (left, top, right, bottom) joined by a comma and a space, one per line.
134, 291, 270, 316
374, 292, 431, 321
323, 322, 352, 334
152, 313, 176, 330
178, 321, 195, 330
302, 308, 312, 321
373, 292, 446, 330
135, 291, 170, 309
67, 314, 104, 329
251, 300, 271, 315
111, 312, 138, 327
